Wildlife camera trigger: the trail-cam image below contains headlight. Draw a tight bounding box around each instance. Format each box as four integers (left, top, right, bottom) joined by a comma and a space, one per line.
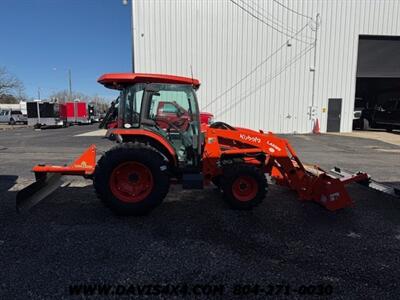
354, 111, 361, 119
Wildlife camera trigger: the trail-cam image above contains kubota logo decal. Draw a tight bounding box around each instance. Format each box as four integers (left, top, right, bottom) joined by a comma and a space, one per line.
239, 134, 261, 144
266, 141, 282, 152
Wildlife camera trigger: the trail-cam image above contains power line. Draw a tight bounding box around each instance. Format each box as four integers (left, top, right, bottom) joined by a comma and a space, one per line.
202, 22, 311, 110
214, 45, 314, 117
242, 0, 298, 36
273, 0, 313, 20
229, 0, 311, 44
248, 0, 314, 40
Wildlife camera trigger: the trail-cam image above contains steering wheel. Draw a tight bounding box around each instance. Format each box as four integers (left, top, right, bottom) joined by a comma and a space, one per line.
163, 119, 186, 133
209, 121, 236, 130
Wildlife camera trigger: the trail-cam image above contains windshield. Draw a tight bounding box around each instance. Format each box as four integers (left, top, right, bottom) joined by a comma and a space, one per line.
146, 84, 198, 125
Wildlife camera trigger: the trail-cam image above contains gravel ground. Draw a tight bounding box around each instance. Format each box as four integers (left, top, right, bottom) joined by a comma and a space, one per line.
0, 125, 399, 299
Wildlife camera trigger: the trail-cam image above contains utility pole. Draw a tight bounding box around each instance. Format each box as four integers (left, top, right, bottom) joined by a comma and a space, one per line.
68, 69, 72, 101
37, 87, 41, 100
310, 13, 320, 129
123, 0, 135, 72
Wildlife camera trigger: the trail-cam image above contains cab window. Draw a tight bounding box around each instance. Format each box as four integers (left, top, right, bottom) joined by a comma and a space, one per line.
120, 84, 145, 128
161, 103, 178, 113
147, 84, 197, 121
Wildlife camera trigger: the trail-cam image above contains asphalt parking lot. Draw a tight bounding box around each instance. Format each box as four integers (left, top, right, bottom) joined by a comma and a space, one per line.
0, 124, 399, 298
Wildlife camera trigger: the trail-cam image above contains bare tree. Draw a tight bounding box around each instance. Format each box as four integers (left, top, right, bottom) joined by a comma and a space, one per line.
0, 67, 24, 100
0, 94, 19, 104
49, 90, 110, 113
49, 90, 87, 103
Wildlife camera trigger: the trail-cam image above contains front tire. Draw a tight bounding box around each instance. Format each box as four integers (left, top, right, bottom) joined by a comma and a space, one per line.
221, 164, 267, 210
94, 142, 170, 216
9, 118, 16, 125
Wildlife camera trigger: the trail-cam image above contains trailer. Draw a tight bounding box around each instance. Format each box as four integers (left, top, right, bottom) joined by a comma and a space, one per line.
59, 101, 90, 125
27, 101, 63, 128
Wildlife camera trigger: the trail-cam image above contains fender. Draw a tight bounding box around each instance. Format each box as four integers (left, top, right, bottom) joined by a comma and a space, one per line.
112, 129, 178, 166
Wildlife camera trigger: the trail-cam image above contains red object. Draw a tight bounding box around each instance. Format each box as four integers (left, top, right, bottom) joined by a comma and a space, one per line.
106, 120, 118, 129
32, 145, 96, 176
98, 73, 201, 89
109, 161, 154, 203
104, 101, 212, 130
313, 118, 320, 134
60, 101, 88, 124
232, 176, 258, 202
112, 129, 178, 165
201, 127, 369, 211
155, 101, 191, 131
200, 112, 214, 124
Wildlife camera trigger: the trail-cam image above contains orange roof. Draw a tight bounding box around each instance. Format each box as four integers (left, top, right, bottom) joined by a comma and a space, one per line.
97, 73, 200, 90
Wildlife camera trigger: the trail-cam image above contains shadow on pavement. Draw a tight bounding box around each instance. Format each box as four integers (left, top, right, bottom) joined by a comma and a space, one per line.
0, 175, 18, 193
1, 183, 400, 298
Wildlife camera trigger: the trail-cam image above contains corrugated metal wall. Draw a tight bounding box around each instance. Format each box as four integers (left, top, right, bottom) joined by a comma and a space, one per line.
134, 0, 400, 133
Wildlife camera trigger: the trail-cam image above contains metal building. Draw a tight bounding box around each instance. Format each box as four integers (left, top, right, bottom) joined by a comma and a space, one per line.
133, 0, 400, 133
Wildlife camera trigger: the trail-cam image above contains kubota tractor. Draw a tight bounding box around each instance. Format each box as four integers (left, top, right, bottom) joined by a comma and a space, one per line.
17, 73, 398, 216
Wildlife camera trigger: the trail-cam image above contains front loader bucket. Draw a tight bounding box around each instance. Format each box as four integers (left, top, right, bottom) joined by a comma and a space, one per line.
303, 166, 370, 211
309, 174, 354, 211
16, 145, 96, 212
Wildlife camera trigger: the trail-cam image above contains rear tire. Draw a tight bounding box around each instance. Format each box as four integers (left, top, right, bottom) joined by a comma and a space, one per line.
9, 118, 15, 125
94, 142, 170, 216
221, 164, 267, 210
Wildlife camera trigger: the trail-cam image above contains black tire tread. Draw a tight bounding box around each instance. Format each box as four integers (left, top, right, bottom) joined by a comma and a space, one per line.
221, 164, 267, 210
93, 142, 170, 215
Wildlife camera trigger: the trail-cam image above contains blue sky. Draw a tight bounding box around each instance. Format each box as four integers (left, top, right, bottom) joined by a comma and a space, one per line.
0, 0, 133, 101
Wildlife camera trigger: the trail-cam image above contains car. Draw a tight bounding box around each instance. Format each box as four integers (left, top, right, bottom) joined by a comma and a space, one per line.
361, 96, 400, 131
154, 101, 214, 131
352, 97, 365, 130
101, 99, 214, 130
0, 109, 27, 125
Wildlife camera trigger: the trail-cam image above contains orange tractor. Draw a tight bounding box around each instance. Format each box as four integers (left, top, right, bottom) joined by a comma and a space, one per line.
17, 73, 391, 215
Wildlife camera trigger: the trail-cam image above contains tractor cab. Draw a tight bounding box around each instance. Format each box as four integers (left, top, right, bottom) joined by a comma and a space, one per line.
98, 73, 202, 167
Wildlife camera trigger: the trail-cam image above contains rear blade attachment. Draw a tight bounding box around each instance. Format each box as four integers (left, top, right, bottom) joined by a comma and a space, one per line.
331, 167, 400, 198
16, 173, 64, 212
16, 144, 97, 213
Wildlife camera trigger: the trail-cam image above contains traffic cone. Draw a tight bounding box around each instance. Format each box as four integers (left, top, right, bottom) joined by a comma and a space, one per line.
313, 118, 320, 134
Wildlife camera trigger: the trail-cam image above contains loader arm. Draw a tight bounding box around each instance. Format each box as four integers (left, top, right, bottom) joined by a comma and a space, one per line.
203, 127, 369, 211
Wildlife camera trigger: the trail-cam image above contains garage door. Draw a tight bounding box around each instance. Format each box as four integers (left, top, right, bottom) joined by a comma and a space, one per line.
357, 35, 400, 78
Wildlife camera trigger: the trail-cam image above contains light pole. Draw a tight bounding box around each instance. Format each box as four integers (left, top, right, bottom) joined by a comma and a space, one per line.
123, 0, 135, 72
52, 67, 73, 102
68, 69, 72, 101
309, 13, 320, 132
